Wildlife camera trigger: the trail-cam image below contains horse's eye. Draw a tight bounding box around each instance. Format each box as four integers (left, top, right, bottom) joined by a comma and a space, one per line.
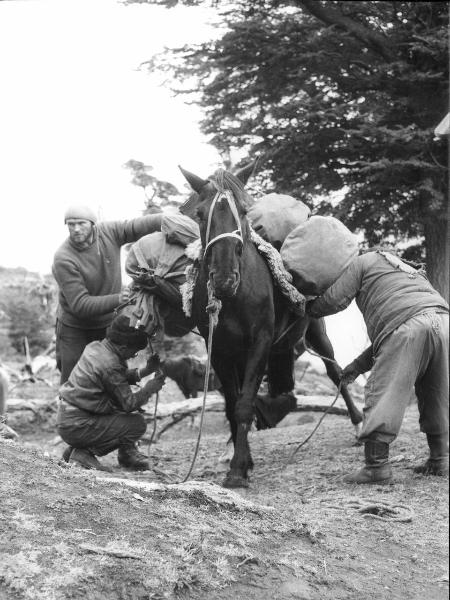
235, 242, 243, 257
196, 207, 205, 220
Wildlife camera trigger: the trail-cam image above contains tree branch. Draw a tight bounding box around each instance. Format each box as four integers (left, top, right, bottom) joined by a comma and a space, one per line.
296, 0, 394, 62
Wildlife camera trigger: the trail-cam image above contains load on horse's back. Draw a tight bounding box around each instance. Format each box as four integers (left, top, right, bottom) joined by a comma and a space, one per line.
122, 213, 200, 339
179, 162, 362, 488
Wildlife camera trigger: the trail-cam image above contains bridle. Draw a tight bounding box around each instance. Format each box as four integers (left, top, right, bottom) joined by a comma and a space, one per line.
203, 182, 243, 258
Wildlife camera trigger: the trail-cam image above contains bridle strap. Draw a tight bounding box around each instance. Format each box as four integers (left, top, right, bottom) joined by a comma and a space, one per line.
204, 186, 243, 258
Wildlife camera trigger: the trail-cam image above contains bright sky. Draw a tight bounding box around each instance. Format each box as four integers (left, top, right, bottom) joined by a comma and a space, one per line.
0, 0, 221, 274
0, 0, 369, 365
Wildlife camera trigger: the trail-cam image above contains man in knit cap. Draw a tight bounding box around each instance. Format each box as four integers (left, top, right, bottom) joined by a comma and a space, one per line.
53, 205, 164, 383
57, 314, 165, 471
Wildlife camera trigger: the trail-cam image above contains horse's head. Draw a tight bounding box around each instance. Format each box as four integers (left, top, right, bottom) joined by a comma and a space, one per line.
179, 162, 255, 299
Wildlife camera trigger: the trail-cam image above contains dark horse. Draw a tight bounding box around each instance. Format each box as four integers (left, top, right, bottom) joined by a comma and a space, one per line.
180, 164, 362, 488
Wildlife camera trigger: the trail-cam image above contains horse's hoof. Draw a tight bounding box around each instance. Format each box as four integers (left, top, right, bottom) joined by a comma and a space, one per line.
223, 474, 249, 489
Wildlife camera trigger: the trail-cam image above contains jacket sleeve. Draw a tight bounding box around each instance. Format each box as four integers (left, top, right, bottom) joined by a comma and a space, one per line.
108, 214, 164, 246
308, 258, 364, 318
103, 366, 150, 413
52, 259, 120, 319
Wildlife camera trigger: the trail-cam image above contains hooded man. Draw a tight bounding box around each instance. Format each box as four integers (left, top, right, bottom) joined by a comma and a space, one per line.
57, 314, 165, 472
52, 205, 163, 383
307, 250, 449, 484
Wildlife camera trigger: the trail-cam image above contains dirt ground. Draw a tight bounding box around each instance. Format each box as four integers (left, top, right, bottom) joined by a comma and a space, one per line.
0, 361, 448, 600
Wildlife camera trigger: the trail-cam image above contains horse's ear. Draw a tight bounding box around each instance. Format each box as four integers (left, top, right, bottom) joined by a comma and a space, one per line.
179, 191, 199, 218
234, 159, 258, 186
178, 166, 208, 194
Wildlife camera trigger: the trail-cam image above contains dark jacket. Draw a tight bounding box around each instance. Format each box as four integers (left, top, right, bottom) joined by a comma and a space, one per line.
52, 215, 162, 329
59, 339, 149, 414
308, 252, 448, 351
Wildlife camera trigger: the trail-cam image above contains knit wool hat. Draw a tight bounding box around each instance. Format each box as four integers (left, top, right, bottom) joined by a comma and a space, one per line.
106, 315, 148, 350
64, 204, 98, 224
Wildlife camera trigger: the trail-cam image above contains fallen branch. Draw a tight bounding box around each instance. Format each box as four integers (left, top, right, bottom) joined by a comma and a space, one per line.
6, 394, 354, 445
7, 398, 57, 413
79, 543, 143, 560
139, 394, 352, 440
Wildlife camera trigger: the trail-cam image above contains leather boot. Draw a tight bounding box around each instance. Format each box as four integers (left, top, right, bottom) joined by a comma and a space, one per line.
414, 433, 449, 476
118, 444, 150, 471
69, 448, 112, 473
343, 440, 393, 484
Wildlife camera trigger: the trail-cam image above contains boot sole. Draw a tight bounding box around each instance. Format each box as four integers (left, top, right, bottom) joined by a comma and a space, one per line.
343, 477, 393, 485
119, 463, 150, 471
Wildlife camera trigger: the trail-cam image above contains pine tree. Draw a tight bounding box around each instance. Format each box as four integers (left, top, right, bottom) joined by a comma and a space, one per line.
145, 1, 449, 298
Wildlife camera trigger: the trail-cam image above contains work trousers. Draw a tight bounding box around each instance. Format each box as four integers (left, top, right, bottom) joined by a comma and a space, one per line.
56, 320, 107, 384
57, 402, 146, 456
360, 311, 449, 444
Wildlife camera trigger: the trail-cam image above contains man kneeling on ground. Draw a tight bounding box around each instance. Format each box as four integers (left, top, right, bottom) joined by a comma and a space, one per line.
57, 315, 165, 472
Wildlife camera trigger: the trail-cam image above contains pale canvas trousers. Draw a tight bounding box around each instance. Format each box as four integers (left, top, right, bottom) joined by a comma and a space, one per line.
360, 311, 449, 444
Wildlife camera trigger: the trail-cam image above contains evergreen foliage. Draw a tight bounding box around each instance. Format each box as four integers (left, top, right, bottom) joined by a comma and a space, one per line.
0, 268, 56, 356
144, 1, 449, 297
123, 159, 181, 213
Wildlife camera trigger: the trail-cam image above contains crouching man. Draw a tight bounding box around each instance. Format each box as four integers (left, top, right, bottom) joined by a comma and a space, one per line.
57, 315, 165, 472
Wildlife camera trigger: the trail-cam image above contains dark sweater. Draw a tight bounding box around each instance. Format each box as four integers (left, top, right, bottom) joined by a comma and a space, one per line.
52, 215, 162, 329
309, 252, 448, 351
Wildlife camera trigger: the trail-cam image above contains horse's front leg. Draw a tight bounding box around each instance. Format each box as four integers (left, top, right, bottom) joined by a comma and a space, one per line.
305, 318, 363, 432
225, 342, 271, 488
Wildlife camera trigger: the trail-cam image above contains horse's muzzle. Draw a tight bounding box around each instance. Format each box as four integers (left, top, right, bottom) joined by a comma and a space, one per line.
210, 271, 240, 298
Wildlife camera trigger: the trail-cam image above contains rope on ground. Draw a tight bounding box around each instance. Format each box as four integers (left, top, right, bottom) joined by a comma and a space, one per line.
325, 497, 414, 523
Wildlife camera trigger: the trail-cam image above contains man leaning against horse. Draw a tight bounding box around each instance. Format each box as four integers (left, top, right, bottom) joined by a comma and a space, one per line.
52, 205, 163, 383
306, 250, 449, 484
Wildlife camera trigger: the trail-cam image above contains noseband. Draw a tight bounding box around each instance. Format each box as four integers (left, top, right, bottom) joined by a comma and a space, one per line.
203, 183, 243, 258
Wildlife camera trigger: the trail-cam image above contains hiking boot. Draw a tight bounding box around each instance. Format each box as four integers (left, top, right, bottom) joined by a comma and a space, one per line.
69, 448, 112, 473
118, 444, 150, 471
343, 440, 393, 484
414, 433, 449, 476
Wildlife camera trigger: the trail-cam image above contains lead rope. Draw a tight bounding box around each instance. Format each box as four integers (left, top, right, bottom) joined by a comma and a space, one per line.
147, 389, 159, 457
181, 286, 221, 483
283, 330, 343, 467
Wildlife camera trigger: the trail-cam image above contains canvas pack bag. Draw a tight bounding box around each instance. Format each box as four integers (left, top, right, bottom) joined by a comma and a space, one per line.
280, 215, 359, 295
123, 214, 199, 336
247, 193, 310, 249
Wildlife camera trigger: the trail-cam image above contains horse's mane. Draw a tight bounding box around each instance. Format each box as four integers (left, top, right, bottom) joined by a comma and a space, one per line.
210, 169, 253, 211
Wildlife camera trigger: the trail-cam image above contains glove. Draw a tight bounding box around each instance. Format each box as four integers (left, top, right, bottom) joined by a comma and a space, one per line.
340, 362, 360, 385
143, 372, 165, 396
119, 286, 132, 304
145, 353, 161, 373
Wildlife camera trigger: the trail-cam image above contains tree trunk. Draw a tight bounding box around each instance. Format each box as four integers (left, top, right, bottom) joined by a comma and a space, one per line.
424, 218, 449, 302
